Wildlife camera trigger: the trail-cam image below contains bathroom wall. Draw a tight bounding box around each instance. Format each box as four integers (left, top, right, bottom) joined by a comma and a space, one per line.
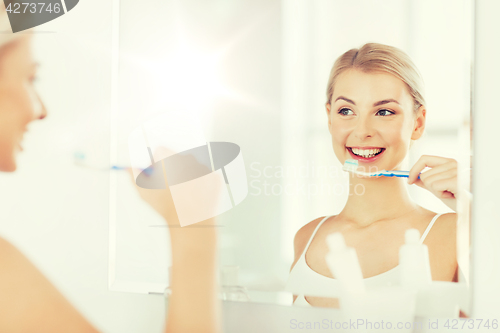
471, 0, 500, 318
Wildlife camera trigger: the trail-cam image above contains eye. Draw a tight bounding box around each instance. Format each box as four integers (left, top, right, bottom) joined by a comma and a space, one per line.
376, 109, 395, 116
338, 107, 354, 116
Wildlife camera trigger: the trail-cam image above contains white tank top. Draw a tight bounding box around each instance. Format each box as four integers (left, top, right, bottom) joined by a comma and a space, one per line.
285, 213, 444, 306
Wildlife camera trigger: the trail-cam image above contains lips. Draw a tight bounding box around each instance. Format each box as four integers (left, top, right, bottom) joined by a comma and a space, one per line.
346, 147, 385, 162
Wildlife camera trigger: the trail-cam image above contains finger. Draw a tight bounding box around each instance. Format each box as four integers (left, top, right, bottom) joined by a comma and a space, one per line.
429, 176, 458, 198
412, 178, 426, 189
408, 155, 452, 183
408, 155, 456, 184
419, 163, 457, 184
416, 174, 457, 195
412, 176, 457, 199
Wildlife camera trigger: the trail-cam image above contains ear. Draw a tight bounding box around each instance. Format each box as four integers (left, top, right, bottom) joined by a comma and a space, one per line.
326, 103, 332, 132
411, 105, 426, 140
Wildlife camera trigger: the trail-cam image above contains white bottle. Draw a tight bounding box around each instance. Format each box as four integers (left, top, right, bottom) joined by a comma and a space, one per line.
325, 232, 365, 294
164, 266, 172, 310
399, 229, 432, 288
220, 265, 250, 302
164, 266, 172, 298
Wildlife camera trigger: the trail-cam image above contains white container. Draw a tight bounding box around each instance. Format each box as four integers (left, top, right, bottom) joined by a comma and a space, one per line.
164, 266, 172, 310
220, 265, 250, 302
399, 229, 432, 289
415, 281, 467, 319
412, 282, 468, 333
325, 232, 365, 294
340, 286, 417, 333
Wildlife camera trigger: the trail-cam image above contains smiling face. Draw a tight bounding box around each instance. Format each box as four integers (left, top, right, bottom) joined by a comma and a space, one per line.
326, 69, 425, 173
0, 35, 46, 172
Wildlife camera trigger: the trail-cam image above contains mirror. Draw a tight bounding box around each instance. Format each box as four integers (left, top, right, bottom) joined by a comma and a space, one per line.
110, 0, 473, 317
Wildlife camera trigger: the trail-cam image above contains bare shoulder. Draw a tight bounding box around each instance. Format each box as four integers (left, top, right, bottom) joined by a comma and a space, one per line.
290, 216, 334, 271
415, 207, 457, 237
432, 212, 458, 236
425, 213, 458, 281
440, 212, 458, 223
0, 236, 28, 265
0, 237, 99, 333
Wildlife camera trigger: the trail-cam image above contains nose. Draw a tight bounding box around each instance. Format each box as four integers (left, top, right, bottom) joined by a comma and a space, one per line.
35, 92, 47, 120
352, 114, 374, 139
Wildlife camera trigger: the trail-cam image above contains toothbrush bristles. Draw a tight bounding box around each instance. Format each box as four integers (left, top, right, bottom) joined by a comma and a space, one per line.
342, 159, 359, 173
342, 159, 379, 177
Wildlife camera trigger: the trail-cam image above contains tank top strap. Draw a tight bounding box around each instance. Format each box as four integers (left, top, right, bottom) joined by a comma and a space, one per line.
419, 213, 444, 244
301, 215, 332, 258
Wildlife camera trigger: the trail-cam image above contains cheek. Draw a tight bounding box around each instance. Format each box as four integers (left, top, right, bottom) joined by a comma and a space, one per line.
329, 120, 351, 161
383, 127, 404, 145
330, 120, 350, 144
0, 83, 34, 133
6, 84, 36, 126
380, 120, 411, 145
20, 84, 37, 123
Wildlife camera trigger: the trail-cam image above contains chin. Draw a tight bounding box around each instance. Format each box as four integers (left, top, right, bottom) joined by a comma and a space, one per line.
0, 165, 17, 172
0, 154, 18, 172
0, 163, 17, 172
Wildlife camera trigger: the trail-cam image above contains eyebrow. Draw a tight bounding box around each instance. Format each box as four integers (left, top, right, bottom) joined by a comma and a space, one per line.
334, 96, 400, 107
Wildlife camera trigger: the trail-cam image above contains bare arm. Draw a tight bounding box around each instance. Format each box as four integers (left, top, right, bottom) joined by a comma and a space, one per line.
0, 176, 221, 333
289, 218, 323, 304
166, 222, 220, 333
129, 165, 222, 333
0, 216, 221, 333
0, 238, 100, 333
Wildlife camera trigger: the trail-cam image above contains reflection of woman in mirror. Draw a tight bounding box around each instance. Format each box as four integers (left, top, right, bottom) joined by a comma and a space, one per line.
287, 43, 461, 308
0, 5, 220, 332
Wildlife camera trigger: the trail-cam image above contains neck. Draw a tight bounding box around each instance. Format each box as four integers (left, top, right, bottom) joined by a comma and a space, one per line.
339, 173, 418, 228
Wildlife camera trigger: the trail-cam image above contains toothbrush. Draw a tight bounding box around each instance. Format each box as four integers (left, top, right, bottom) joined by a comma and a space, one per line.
342, 159, 420, 179
73, 151, 153, 175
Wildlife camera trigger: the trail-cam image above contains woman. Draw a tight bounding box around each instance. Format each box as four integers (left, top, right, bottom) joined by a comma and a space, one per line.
0, 6, 221, 333
286, 43, 461, 308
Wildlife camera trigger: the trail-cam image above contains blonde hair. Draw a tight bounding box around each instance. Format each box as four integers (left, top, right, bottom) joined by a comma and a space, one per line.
326, 43, 425, 111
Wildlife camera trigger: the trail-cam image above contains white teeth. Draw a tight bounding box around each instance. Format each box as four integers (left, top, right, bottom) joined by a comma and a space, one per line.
350, 148, 383, 158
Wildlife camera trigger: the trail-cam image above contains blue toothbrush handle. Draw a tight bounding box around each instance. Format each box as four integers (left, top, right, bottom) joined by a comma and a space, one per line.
112, 165, 154, 175
379, 170, 421, 179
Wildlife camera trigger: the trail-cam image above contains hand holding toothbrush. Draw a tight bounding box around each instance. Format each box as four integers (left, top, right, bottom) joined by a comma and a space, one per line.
408, 155, 458, 211
127, 145, 222, 227
342, 154, 459, 211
